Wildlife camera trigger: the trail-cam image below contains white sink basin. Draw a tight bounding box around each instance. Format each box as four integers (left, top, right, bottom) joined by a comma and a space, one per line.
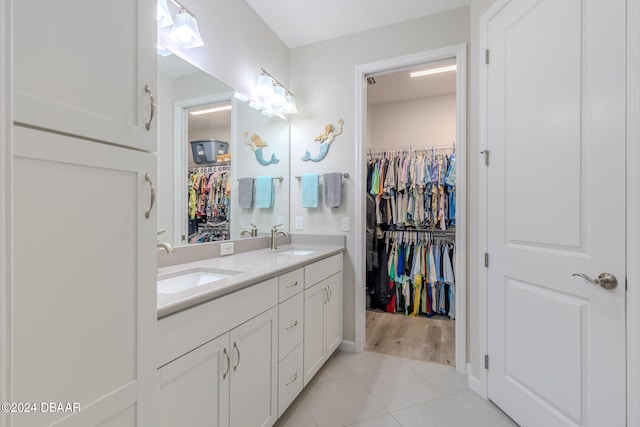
278, 249, 315, 256
158, 268, 240, 294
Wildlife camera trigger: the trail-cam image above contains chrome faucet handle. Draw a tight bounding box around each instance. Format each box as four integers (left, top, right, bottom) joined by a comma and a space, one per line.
157, 228, 167, 235
272, 223, 283, 231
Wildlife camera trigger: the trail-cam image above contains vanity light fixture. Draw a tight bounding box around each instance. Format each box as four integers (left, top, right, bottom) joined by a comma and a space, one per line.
157, 0, 173, 28
410, 64, 457, 78
158, 0, 204, 49
189, 104, 232, 115
254, 69, 298, 116
234, 92, 250, 102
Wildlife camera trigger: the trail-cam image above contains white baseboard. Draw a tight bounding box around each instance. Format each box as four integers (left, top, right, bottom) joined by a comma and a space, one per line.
339, 339, 357, 353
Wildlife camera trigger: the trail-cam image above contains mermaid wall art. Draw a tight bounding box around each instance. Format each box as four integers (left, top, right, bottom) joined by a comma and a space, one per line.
302, 118, 343, 162
245, 131, 280, 166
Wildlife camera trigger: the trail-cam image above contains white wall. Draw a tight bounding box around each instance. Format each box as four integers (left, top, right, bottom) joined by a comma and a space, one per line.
289, 6, 470, 343
368, 94, 456, 151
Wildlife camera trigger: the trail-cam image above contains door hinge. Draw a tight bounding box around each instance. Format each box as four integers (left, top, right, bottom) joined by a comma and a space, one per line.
481, 149, 490, 166
485, 49, 490, 64
484, 354, 489, 370
484, 253, 489, 268
181, 234, 186, 242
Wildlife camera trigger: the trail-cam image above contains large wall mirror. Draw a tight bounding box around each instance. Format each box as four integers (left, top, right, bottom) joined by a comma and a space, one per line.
157, 52, 290, 247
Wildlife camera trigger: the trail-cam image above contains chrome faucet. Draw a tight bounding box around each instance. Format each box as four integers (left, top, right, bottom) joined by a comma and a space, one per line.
157, 228, 176, 253
241, 223, 258, 238
270, 224, 289, 250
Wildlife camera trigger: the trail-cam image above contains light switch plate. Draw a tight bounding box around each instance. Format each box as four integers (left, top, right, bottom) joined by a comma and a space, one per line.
238, 216, 246, 229
342, 217, 351, 231
295, 217, 303, 230
220, 242, 234, 256
277, 216, 285, 227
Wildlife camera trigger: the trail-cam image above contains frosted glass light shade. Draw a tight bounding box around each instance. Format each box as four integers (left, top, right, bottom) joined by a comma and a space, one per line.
169, 10, 204, 48
256, 74, 275, 99
157, 0, 173, 28
272, 85, 287, 107
283, 94, 298, 114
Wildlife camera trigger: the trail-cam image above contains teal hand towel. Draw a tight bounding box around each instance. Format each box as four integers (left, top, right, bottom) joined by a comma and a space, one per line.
255, 176, 274, 208
301, 173, 319, 208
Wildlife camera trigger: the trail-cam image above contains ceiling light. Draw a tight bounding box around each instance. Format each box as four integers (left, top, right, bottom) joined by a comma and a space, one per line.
410, 64, 457, 78
169, 7, 204, 48
189, 105, 232, 115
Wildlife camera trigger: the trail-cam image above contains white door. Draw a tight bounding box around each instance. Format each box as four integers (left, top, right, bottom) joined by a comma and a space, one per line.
485, 1, 626, 426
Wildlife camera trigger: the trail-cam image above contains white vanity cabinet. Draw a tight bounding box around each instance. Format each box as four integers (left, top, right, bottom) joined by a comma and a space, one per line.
277, 269, 305, 416
158, 278, 279, 427
303, 254, 344, 386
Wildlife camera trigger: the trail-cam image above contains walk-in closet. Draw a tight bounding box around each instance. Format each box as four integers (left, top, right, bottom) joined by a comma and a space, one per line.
365, 60, 459, 366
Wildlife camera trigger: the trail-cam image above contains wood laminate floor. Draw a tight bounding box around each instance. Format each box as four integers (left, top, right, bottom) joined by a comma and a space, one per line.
365, 310, 455, 366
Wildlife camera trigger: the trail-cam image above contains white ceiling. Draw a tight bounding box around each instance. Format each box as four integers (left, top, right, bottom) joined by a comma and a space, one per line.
245, 0, 470, 48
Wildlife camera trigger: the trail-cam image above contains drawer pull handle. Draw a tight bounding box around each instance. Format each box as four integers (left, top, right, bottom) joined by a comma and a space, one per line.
233, 342, 240, 371
223, 348, 230, 379
144, 84, 155, 131
286, 320, 298, 330
286, 281, 298, 289
144, 173, 155, 219
286, 372, 298, 386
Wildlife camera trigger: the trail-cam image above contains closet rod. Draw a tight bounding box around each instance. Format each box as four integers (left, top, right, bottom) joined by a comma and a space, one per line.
236, 176, 284, 182
295, 172, 350, 179
383, 228, 456, 234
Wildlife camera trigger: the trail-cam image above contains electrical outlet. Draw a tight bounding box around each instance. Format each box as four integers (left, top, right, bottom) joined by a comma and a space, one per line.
295, 216, 303, 230
220, 242, 234, 256
342, 217, 351, 231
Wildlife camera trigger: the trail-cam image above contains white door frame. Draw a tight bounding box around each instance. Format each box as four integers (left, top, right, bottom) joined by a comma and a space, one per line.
479, 1, 640, 424
627, 0, 640, 425
354, 44, 468, 374
0, 0, 11, 423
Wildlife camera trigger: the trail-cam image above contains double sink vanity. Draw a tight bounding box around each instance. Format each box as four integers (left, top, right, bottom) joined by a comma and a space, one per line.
156, 237, 345, 427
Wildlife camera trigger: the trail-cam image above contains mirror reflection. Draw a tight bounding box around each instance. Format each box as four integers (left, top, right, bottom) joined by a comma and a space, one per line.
157, 52, 290, 247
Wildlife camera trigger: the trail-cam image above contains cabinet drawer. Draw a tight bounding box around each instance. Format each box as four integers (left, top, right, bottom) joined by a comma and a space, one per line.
278, 268, 304, 302
278, 292, 304, 360
278, 344, 303, 418
304, 253, 343, 288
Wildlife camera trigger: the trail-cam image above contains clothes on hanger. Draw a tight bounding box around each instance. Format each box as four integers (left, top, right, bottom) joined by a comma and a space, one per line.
369, 232, 455, 319
366, 148, 456, 231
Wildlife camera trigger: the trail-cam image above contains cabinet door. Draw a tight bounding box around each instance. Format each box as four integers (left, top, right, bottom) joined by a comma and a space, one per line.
229, 307, 278, 427
12, 0, 156, 152
159, 334, 230, 427
303, 281, 326, 386
325, 273, 343, 356
11, 126, 157, 427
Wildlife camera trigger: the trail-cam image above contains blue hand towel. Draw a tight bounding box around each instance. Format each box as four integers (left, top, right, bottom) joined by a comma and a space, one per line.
255, 176, 274, 208
238, 177, 254, 208
301, 173, 319, 208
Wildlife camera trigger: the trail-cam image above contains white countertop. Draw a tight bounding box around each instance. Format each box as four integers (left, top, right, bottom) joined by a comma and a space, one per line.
157, 243, 345, 318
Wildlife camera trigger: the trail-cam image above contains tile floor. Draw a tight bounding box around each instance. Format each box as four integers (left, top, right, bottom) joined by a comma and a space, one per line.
274, 350, 519, 427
